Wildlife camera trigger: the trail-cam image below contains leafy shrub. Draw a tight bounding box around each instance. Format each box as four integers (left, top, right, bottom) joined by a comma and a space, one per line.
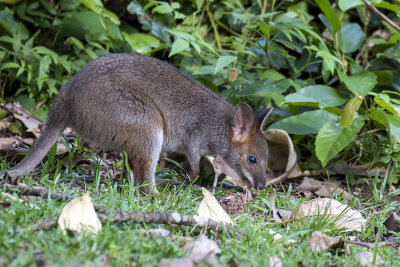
1, 0, 400, 177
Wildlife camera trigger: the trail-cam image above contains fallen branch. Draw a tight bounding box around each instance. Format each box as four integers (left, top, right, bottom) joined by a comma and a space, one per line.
3, 183, 241, 233
345, 239, 392, 249
97, 210, 241, 234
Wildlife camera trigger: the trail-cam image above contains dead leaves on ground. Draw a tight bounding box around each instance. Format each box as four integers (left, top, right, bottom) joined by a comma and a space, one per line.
0, 102, 69, 156
293, 198, 366, 232
57, 192, 102, 235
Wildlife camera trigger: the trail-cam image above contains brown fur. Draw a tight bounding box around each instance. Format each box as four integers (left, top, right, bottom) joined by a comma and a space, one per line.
3, 54, 270, 193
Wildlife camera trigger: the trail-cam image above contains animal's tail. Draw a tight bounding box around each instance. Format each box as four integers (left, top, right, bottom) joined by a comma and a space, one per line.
5, 122, 65, 182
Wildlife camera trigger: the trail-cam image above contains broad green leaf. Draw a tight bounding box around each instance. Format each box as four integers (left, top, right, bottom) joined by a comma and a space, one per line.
167, 29, 195, 41
338, 71, 377, 97
122, 32, 160, 55
269, 109, 338, 135
385, 114, 400, 144
374, 70, 393, 86
80, 0, 120, 25
142, 2, 158, 13
214, 56, 237, 74
373, 95, 400, 118
236, 79, 293, 97
0, 7, 29, 40
152, 3, 173, 14
33, 46, 59, 64
368, 107, 388, 128
314, 0, 341, 32
169, 38, 190, 57
316, 116, 365, 166
259, 70, 285, 81
66, 37, 84, 50
0, 62, 19, 70
338, 0, 363, 11
337, 23, 365, 53
340, 96, 363, 128
285, 85, 347, 108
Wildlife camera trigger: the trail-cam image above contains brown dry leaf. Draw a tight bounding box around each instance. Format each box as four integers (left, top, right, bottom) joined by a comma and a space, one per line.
5, 102, 44, 138
57, 192, 102, 235
296, 177, 353, 201
263, 129, 302, 178
309, 231, 343, 252
292, 198, 366, 232
354, 251, 386, 267
384, 211, 400, 232
330, 162, 386, 178
269, 256, 283, 267
157, 235, 221, 267
198, 187, 233, 224
185, 235, 221, 265
220, 189, 253, 216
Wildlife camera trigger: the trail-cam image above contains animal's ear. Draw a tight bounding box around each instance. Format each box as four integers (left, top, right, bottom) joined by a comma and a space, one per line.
256, 107, 273, 131
232, 103, 255, 142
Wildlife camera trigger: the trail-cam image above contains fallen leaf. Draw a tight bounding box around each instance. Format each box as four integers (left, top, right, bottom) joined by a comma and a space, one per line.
185, 235, 221, 265
354, 251, 386, 267
384, 211, 400, 233
330, 162, 386, 178
220, 189, 253, 216
263, 129, 302, 178
292, 198, 366, 232
157, 235, 221, 267
309, 231, 343, 252
5, 102, 44, 138
57, 192, 102, 234
198, 188, 233, 224
269, 256, 283, 267
296, 177, 353, 201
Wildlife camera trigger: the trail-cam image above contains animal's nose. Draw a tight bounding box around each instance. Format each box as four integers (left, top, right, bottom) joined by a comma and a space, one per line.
255, 182, 265, 190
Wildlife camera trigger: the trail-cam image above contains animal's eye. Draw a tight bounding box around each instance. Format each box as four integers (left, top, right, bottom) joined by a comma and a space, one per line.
247, 155, 257, 166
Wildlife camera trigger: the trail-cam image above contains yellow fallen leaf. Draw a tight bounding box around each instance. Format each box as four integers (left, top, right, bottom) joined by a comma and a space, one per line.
198, 188, 233, 224
292, 198, 366, 232
57, 192, 102, 234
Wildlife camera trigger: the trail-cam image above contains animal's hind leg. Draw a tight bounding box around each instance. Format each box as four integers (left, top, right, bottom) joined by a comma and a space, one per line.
125, 127, 163, 194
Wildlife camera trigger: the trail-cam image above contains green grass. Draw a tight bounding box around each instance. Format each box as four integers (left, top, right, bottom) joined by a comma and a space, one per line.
0, 151, 399, 266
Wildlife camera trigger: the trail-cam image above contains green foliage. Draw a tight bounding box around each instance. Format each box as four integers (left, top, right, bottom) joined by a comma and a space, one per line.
2, 0, 400, 172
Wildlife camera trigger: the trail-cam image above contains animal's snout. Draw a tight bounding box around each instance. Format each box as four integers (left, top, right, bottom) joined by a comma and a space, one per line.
255, 181, 265, 190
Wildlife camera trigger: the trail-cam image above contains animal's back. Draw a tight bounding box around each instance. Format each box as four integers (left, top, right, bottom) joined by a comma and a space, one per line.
56, 53, 232, 152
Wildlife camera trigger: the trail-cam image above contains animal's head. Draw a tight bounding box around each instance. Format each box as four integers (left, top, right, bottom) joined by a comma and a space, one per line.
217, 103, 271, 190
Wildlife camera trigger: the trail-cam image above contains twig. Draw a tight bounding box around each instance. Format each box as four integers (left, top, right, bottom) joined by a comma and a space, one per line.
29, 211, 241, 234
3, 184, 74, 202
3, 183, 242, 234
361, 0, 400, 32
345, 239, 392, 249
97, 210, 242, 234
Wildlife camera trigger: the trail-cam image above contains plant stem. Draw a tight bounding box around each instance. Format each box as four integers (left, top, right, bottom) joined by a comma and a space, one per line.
206, 1, 222, 51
